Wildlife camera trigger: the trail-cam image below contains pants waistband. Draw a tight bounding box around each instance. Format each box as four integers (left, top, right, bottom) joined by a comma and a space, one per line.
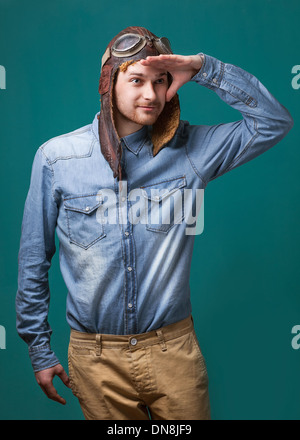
70, 315, 194, 350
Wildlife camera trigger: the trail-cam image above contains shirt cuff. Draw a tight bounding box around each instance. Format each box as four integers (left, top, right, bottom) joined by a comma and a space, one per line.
191, 53, 225, 90
29, 343, 60, 372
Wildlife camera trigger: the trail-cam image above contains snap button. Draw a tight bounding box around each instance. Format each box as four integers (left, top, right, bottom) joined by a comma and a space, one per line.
128, 303, 133, 308
202, 72, 207, 77
125, 231, 129, 236
130, 338, 137, 346
121, 196, 126, 202
212, 78, 218, 83
85, 206, 90, 212
127, 266, 132, 271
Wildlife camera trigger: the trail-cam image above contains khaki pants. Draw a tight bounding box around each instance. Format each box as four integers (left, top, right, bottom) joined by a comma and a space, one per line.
68, 316, 210, 420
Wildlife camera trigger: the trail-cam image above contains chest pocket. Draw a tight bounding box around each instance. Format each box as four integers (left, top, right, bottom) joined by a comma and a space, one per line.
64, 192, 106, 249
140, 175, 187, 233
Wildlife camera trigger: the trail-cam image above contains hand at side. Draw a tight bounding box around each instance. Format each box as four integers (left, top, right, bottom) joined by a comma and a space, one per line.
35, 363, 71, 405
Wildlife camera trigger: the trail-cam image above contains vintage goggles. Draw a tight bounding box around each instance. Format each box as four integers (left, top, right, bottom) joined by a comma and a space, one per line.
101, 33, 173, 68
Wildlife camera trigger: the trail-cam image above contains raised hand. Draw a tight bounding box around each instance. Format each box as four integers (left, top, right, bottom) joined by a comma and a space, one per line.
140, 54, 203, 102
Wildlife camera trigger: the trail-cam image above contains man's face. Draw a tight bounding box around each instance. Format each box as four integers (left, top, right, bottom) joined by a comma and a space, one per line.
113, 61, 169, 137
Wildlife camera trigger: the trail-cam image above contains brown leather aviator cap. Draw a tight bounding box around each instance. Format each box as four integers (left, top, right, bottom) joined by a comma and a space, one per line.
98, 26, 180, 180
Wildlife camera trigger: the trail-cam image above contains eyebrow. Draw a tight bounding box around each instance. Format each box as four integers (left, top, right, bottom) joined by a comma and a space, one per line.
128, 71, 167, 78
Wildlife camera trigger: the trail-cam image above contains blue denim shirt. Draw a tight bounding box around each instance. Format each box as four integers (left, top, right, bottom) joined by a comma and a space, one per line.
16, 53, 293, 372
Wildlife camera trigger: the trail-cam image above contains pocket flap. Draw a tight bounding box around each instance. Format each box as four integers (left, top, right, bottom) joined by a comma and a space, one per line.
64, 193, 103, 214
140, 176, 186, 202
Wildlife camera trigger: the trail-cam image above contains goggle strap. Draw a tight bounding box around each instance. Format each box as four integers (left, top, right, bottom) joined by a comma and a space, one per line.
101, 47, 111, 69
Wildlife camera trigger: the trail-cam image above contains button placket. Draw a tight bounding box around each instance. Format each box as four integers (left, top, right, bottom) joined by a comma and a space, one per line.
118, 173, 137, 334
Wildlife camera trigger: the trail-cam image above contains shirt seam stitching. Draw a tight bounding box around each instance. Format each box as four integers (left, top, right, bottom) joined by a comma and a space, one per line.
184, 143, 207, 186
39, 147, 59, 206
29, 343, 51, 353
208, 118, 260, 182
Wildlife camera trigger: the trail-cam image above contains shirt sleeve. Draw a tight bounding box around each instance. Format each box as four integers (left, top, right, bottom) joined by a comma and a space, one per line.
185, 53, 294, 185
16, 146, 60, 372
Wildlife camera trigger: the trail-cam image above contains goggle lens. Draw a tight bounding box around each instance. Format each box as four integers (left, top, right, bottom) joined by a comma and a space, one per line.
112, 34, 142, 53
111, 34, 172, 58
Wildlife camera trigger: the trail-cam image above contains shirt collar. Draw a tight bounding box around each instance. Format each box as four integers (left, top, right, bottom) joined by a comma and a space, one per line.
92, 112, 149, 156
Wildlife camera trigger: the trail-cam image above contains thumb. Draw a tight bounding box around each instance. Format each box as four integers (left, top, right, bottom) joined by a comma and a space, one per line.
166, 81, 180, 102
57, 367, 71, 388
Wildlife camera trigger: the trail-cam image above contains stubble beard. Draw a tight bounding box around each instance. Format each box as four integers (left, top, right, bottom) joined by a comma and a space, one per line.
131, 106, 161, 126
116, 104, 162, 129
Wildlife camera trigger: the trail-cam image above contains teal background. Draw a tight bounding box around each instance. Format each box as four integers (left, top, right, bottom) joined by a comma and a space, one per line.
0, 0, 299, 420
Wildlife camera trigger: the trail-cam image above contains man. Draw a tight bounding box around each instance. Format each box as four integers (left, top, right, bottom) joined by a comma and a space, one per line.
16, 26, 293, 420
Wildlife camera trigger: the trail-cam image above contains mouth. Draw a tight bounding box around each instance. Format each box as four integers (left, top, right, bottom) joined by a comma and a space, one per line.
138, 105, 157, 112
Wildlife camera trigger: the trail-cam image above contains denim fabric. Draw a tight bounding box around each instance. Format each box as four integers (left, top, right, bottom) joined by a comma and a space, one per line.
16, 53, 293, 372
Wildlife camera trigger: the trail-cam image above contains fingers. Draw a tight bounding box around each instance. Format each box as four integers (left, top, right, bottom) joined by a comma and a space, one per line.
35, 364, 70, 405
40, 380, 67, 405
140, 54, 202, 75
140, 54, 187, 69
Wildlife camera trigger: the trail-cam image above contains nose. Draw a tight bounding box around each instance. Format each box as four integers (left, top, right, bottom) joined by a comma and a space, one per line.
142, 82, 156, 101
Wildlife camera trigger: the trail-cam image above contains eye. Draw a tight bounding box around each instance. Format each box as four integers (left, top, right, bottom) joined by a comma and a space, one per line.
130, 78, 141, 84
156, 78, 165, 84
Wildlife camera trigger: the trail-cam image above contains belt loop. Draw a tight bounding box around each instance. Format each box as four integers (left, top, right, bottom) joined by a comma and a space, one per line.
156, 329, 167, 352
95, 334, 102, 356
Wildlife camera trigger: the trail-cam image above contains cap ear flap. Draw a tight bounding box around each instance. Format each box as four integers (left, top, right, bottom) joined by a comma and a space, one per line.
99, 67, 123, 179
151, 93, 180, 156
99, 64, 113, 95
